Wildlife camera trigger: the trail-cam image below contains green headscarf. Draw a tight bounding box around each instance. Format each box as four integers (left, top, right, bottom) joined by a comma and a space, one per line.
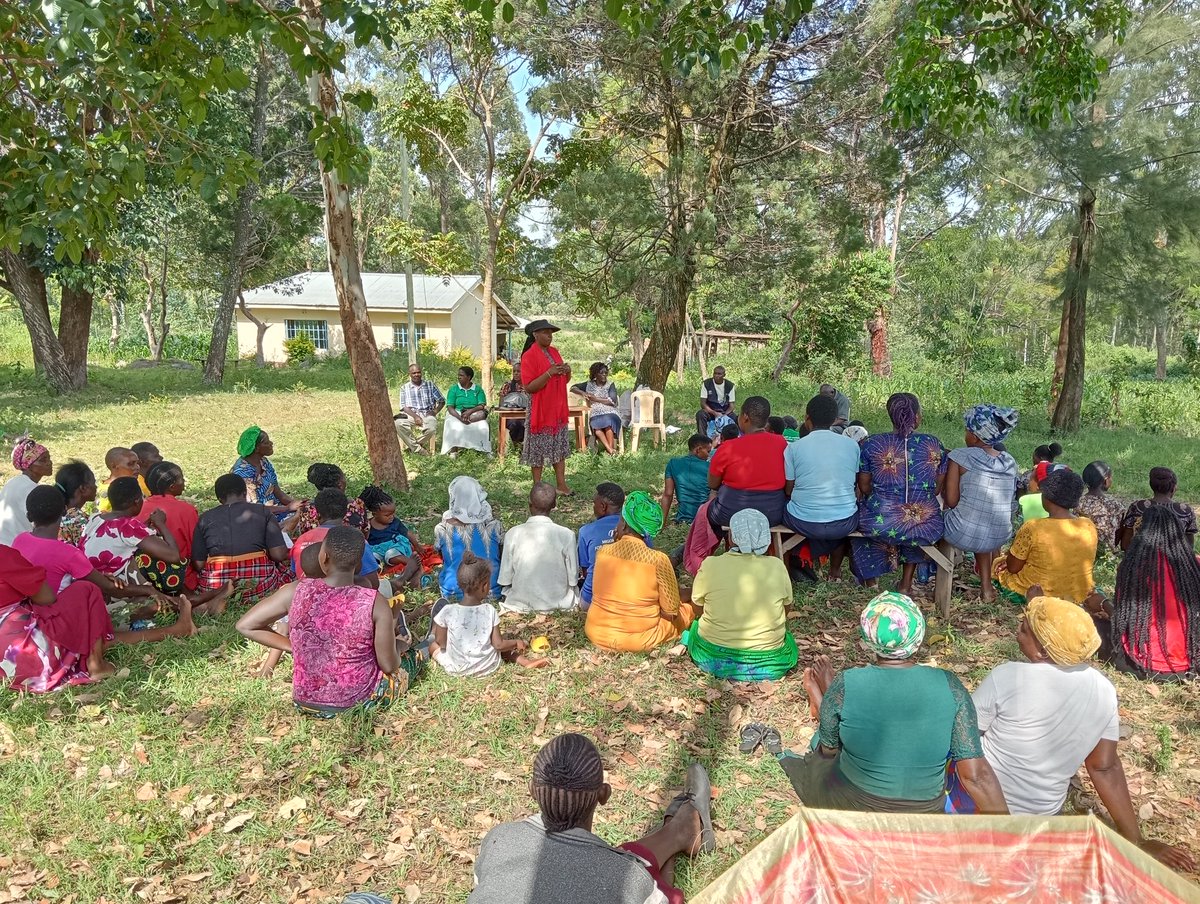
237, 425, 264, 458
859, 591, 925, 660
621, 490, 664, 539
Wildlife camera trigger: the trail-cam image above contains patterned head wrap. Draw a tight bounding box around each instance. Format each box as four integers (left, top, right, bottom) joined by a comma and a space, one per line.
843, 425, 868, 443
729, 509, 770, 555
1025, 595, 1100, 666
964, 404, 1019, 446
886, 393, 921, 437
11, 435, 48, 471
621, 490, 663, 539
444, 475, 494, 524
236, 426, 264, 458
860, 591, 925, 660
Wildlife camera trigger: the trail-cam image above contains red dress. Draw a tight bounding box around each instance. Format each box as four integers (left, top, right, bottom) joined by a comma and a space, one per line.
1122, 553, 1191, 674
520, 344, 570, 435
138, 493, 201, 590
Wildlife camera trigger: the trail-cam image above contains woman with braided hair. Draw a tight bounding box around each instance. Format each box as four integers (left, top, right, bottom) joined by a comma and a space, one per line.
291, 463, 369, 538
469, 733, 715, 904
1106, 505, 1200, 680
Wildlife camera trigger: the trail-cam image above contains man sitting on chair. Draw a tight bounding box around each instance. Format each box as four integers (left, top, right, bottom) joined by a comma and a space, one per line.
395, 362, 445, 453
696, 366, 735, 438
707, 396, 788, 529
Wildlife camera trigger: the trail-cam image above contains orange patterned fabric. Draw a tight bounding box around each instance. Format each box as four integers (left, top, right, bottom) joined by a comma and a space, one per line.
585, 536, 697, 652
692, 809, 1199, 904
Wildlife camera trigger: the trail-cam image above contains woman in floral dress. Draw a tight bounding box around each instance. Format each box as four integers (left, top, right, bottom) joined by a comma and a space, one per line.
850, 393, 948, 593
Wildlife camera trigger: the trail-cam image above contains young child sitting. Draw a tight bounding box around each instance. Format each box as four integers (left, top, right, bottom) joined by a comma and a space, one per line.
708, 422, 740, 460
236, 527, 422, 715
429, 551, 545, 676
359, 485, 424, 588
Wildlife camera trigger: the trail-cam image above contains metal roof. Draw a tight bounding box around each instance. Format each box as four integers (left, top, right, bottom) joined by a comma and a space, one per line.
241, 271, 516, 317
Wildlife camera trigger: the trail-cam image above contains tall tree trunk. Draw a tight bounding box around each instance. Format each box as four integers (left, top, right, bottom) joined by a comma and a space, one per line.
58, 274, 93, 386
1051, 190, 1096, 432
637, 254, 695, 391
479, 220, 499, 400
204, 45, 271, 385
628, 301, 644, 372
237, 291, 269, 367
436, 171, 452, 235
772, 296, 804, 381
1155, 310, 1168, 381
868, 311, 891, 377
303, 0, 408, 489
108, 295, 122, 353
1, 249, 82, 391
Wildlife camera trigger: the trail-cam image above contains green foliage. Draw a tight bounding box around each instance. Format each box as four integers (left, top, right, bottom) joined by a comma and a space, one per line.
282, 334, 317, 364
447, 345, 482, 371
885, 0, 1131, 132
418, 338, 442, 359
376, 220, 472, 274
1152, 724, 1175, 774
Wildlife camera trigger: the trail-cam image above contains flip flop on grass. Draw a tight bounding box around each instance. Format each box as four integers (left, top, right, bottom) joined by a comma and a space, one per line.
738, 722, 767, 754
761, 725, 783, 757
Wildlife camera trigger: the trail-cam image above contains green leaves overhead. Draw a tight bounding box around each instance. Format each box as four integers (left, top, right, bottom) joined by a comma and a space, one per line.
884, 0, 1132, 132
0, 0, 390, 263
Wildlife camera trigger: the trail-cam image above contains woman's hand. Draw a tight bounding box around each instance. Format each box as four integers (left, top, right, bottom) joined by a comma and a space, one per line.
1141, 839, 1195, 871
147, 509, 168, 532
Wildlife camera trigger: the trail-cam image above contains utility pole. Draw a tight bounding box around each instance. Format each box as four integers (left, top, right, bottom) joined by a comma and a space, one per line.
399, 73, 417, 366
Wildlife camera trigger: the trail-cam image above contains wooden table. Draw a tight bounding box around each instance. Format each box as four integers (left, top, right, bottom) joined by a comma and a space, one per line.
496, 407, 589, 459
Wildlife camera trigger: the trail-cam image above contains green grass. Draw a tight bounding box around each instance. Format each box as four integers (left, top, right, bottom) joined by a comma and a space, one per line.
1, 350, 1198, 901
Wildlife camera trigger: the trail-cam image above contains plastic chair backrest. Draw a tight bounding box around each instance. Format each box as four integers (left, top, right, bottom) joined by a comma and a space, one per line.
630, 388, 664, 426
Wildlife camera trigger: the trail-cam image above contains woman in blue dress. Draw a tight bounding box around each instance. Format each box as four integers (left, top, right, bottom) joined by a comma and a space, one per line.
433, 476, 504, 599
850, 393, 947, 593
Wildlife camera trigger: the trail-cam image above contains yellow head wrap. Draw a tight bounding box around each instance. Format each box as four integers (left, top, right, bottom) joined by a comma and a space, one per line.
1026, 595, 1100, 666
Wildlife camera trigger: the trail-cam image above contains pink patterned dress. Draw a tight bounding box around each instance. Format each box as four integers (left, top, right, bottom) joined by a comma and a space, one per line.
289, 580, 386, 715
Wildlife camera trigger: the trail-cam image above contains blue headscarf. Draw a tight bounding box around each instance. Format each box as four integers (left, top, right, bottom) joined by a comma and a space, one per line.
964, 404, 1019, 446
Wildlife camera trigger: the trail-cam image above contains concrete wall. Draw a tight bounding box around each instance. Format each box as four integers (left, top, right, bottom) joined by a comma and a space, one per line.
235, 309, 458, 363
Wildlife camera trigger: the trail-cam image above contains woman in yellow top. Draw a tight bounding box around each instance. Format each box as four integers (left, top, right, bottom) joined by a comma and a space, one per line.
683, 509, 797, 680
994, 469, 1098, 605
586, 492, 699, 653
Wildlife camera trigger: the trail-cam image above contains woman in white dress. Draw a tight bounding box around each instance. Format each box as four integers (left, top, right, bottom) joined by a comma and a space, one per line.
441, 366, 492, 456
0, 436, 53, 546
570, 362, 621, 455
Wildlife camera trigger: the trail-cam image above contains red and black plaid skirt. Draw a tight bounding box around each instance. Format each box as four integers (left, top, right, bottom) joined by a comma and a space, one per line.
200, 552, 287, 603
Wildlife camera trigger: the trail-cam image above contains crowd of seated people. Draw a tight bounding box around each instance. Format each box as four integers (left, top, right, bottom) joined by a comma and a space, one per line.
3, 366, 1199, 893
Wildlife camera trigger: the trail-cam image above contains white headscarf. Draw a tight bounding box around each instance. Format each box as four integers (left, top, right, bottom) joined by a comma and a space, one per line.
729, 509, 770, 555
444, 475, 493, 524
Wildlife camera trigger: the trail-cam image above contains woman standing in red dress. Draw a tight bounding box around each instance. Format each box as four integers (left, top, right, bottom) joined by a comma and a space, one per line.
519, 319, 573, 495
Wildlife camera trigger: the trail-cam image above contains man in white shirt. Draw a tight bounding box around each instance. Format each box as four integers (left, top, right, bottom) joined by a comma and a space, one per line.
972, 591, 1193, 871
498, 482, 579, 613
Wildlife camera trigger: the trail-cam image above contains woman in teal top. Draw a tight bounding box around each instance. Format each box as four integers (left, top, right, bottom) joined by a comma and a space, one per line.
772, 593, 1010, 814
442, 366, 492, 455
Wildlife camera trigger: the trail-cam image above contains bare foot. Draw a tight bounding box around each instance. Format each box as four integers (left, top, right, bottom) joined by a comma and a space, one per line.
556, 485, 574, 496
205, 582, 234, 618
981, 586, 997, 604
801, 667, 821, 720
517, 654, 550, 669
168, 597, 197, 638
827, 570, 843, 583
90, 661, 118, 681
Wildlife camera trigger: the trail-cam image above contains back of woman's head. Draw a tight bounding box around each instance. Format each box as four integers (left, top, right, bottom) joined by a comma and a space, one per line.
359, 484, 394, 512
1040, 468, 1084, 510
886, 392, 920, 436
322, 526, 366, 572
214, 473, 246, 502
1034, 442, 1063, 463
1149, 467, 1177, 495
306, 463, 345, 491
55, 460, 95, 501
1082, 461, 1111, 492
313, 487, 349, 523
456, 550, 492, 593
26, 484, 66, 525
531, 733, 606, 832
146, 461, 182, 496
108, 476, 143, 511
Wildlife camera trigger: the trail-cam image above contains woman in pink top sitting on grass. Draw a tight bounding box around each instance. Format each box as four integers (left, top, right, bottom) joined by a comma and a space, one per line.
237, 526, 423, 717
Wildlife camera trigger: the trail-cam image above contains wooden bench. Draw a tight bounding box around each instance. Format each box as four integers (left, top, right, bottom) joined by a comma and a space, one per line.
720, 526, 957, 619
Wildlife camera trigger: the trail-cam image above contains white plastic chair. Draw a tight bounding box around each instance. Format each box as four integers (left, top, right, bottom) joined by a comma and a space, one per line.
628, 388, 666, 453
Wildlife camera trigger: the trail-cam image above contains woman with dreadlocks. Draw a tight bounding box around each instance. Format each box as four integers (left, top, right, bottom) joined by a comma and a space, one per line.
468, 733, 715, 904
1106, 505, 1200, 680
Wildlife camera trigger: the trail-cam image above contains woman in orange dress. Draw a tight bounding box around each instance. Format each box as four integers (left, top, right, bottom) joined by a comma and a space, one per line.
585, 492, 699, 652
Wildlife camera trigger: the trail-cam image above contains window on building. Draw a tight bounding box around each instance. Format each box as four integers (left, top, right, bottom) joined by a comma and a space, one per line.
285, 319, 329, 350
392, 322, 427, 349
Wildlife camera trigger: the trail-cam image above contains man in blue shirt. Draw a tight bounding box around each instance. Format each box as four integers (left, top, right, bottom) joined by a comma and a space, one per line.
661, 434, 712, 524
783, 394, 861, 580
577, 483, 625, 609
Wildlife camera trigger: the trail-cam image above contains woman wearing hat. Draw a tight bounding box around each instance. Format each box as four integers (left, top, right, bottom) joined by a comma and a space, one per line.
519, 320, 573, 495
768, 592, 1009, 814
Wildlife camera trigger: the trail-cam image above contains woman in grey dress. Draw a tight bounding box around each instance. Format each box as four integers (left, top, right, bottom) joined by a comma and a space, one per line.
943, 404, 1020, 603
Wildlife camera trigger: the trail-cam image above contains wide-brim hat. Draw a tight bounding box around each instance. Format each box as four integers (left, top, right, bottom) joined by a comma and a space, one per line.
525, 318, 560, 335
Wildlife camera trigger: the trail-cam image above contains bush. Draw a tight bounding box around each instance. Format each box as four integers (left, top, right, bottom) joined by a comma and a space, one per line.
283, 334, 316, 364
418, 338, 441, 359
447, 345, 481, 371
